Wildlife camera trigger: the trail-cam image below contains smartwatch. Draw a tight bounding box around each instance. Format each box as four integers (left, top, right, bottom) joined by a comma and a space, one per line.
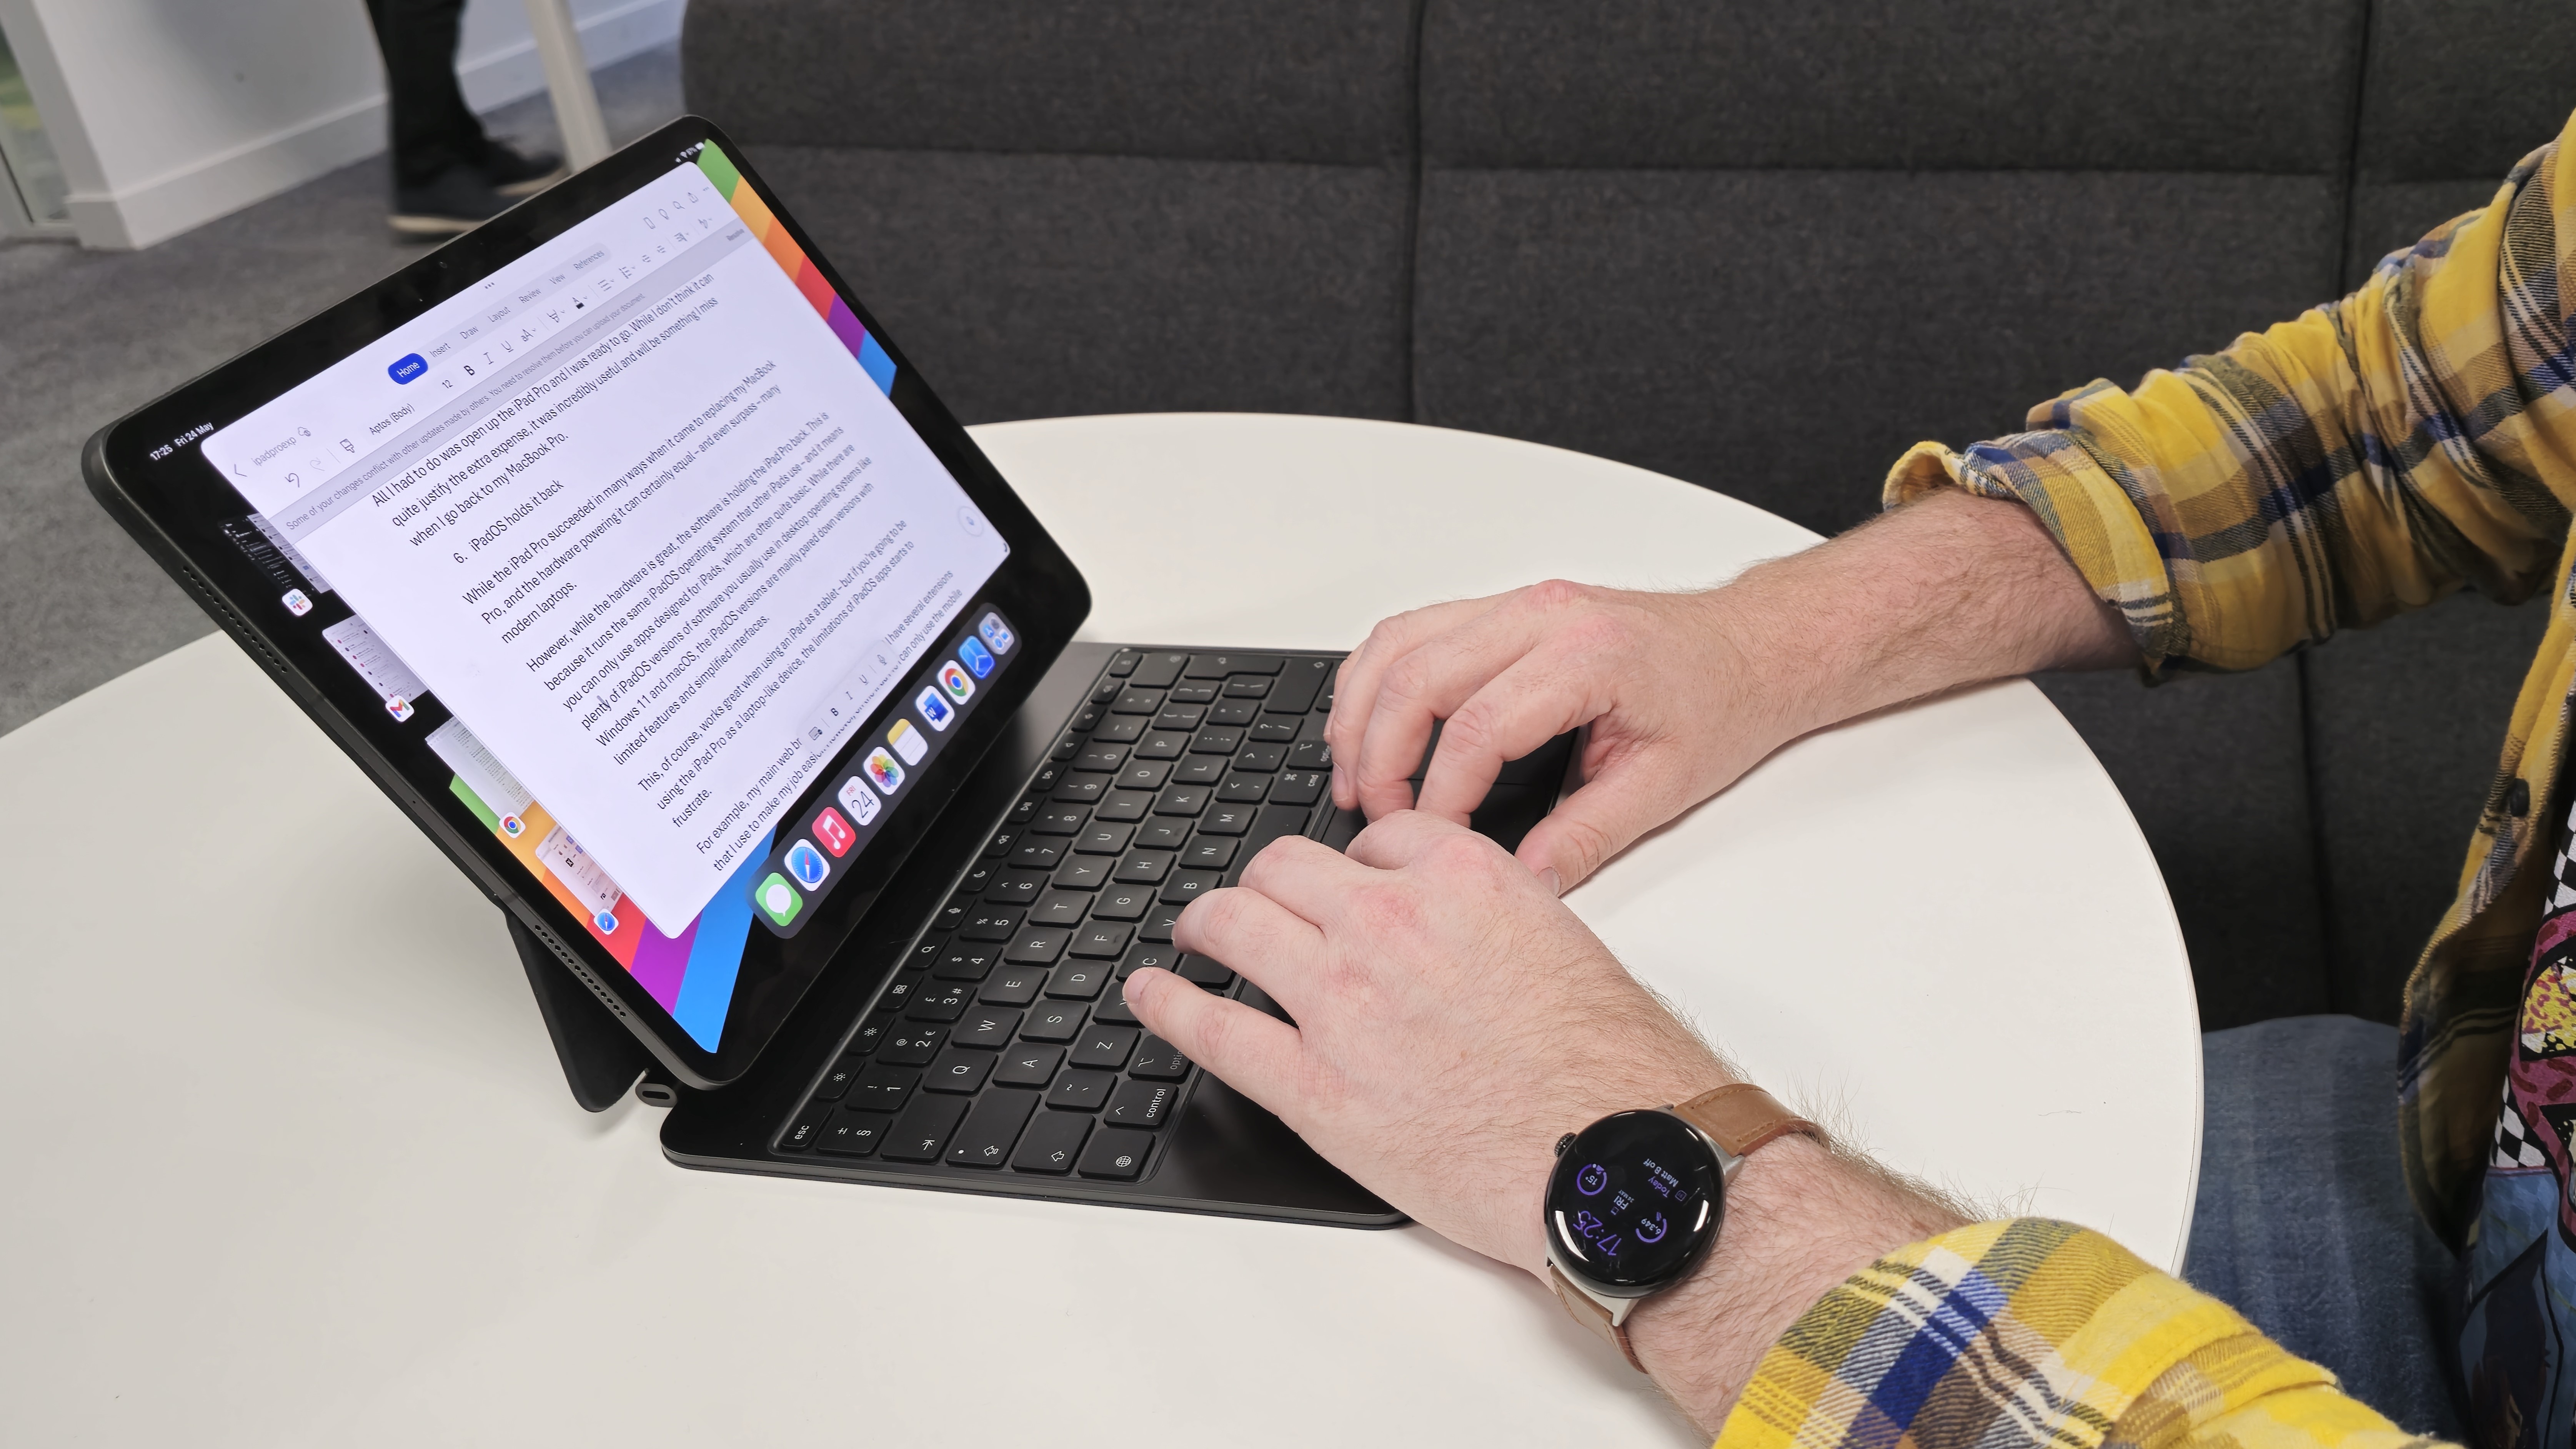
1541, 1083, 1821, 1371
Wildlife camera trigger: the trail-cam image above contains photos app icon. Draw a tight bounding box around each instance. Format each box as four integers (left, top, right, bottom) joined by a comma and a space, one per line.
863, 748, 904, 795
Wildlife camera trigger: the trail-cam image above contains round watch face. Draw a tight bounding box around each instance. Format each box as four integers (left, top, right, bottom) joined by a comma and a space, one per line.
1544, 1109, 1725, 1296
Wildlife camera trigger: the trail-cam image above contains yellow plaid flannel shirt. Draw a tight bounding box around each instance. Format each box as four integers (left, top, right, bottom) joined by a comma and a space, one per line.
1714, 108, 2576, 1449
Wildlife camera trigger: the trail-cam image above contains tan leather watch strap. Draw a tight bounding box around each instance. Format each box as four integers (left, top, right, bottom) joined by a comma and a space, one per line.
1670, 1083, 1823, 1159
1547, 1262, 1646, 1372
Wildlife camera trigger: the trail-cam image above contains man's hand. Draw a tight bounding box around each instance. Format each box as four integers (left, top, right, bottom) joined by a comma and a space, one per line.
1126, 810, 1730, 1274
1325, 491, 2139, 893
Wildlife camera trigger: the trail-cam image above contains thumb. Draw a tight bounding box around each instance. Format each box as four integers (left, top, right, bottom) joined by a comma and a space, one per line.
1514, 763, 1687, 890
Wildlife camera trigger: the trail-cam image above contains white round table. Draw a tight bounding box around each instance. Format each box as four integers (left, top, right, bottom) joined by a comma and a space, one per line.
0, 414, 2197, 1447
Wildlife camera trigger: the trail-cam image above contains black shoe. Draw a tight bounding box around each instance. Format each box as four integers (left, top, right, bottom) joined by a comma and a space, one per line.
480, 140, 567, 198
391, 165, 512, 239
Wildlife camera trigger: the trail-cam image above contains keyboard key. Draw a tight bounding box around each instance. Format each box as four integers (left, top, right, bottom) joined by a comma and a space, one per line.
1113, 850, 1173, 884
946, 1090, 1039, 1169
1070, 1024, 1141, 1070
848, 1018, 890, 1055
1011, 1110, 1092, 1173
1107, 650, 1142, 678
1186, 652, 1282, 678
1119, 942, 1180, 978
1263, 658, 1331, 713
1093, 790, 1152, 823
1078, 1127, 1156, 1179
1216, 774, 1270, 804
1286, 740, 1332, 771
1091, 978, 1141, 1027
1070, 705, 1104, 732
1127, 1035, 1192, 1080
1074, 823, 1134, 855
923, 1047, 996, 1094
1092, 715, 1145, 744
1053, 776, 1107, 804
1033, 805, 1089, 835
1179, 837, 1238, 871
1161, 870, 1223, 905
1022, 1004, 1086, 1042
907, 939, 948, 973
878, 971, 929, 1011
1051, 734, 1082, 763
1111, 686, 1163, 714
780, 1100, 833, 1151
1153, 704, 1206, 731
1103, 1079, 1178, 1130
1072, 745, 1127, 773
879, 1094, 970, 1162
1006, 926, 1072, 965
814, 1056, 863, 1101
1135, 819, 1192, 850
1189, 728, 1243, 755
1222, 676, 1273, 699
929, 894, 972, 933
1030, 889, 1092, 927
961, 904, 1029, 937
957, 861, 998, 894
1088, 885, 1152, 921
1239, 804, 1312, 862
936, 945, 999, 981
993, 1043, 1064, 1088
1047, 1068, 1118, 1111
1009, 840, 1065, 871
1197, 803, 1254, 836
1051, 856, 1111, 891
1046, 960, 1112, 1000
815, 1109, 891, 1156
1172, 756, 1226, 786
1114, 759, 1172, 792
951, 1006, 1022, 1049
1154, 786, 1210, 817
906, 981, 973, 1022
849, 1064, 919, 1112
1233, 743, 1286, 773
982, 828, 1019, 859
1132, 730, 1188, 761
1091, 676, 1124, 704
1070, 922, 1133, 959
1166, 683, 1219, 706
1207, 700, 1258, 726
1137, 905, 1185, 943
1030, 764, 1064, 794
1178, 954, 1237, 989
1269, 770, 1327, 806
1007, 796, 1043, 825
1248, 718, 1300, 744
1128, 651, 1189, 688
980, 966, 1047, 1006
876, 1025, 946, 1066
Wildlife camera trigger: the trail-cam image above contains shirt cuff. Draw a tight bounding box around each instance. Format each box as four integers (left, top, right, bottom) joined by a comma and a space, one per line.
1711, 1219, 2420, 1449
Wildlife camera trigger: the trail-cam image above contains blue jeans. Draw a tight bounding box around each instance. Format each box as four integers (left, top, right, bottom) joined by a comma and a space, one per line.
2187, 1014, 2464, 1439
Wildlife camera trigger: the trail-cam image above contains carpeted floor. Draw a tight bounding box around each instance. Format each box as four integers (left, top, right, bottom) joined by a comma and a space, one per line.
0, 44, 684, 735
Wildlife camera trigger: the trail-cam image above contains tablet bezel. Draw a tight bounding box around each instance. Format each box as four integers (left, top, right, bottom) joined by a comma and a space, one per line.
83, 117, 1091, 1089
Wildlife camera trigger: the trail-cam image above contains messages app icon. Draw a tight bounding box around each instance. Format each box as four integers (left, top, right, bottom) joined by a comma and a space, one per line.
754, 873, 803, 927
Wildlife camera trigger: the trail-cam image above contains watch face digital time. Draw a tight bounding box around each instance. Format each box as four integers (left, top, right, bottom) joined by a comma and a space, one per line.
1544, 1109, 1726, 1296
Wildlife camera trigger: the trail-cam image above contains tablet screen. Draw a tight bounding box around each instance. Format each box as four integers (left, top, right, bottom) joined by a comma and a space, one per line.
193, 141, 1014, 1053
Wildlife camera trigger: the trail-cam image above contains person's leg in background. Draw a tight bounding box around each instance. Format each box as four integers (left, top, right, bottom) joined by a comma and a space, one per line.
2188, 1014, 2465, 1439
363, 0, 562, 238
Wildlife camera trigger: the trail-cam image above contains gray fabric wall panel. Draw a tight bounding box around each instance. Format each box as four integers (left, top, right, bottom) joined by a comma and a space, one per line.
747, 147, 1413, 425
2350, 0, 2576, 185
1418, 0, 2362, 172
2035, 667, 2330, 1030
1412, 168, 2343, 536
684, 0, 1416, 164
2305, 595, 2551, 1025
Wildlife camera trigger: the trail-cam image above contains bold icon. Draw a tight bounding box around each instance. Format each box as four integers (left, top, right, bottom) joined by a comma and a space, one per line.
387, 353, 428, 384
754, 872, 803, 927
977, 612, 1014, 654
957, 636, 995, 678
887, 718, 927, 765
812, 806, 856, 856
498, 813, 526, 838
785, 840, 830, 889
384, 695, 415, 723
915, 686, 956, 732
281, 588, 313, 616
1634, 1212, 1669, 1245
593, 910, 619, 934
939, 660, 974, 703
863, 748, 904, 795
838, 777, 881, 824
1575, 1163, 1609, 1196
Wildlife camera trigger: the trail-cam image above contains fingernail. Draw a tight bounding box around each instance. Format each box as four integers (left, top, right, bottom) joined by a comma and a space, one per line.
1538, 866, 1564, 898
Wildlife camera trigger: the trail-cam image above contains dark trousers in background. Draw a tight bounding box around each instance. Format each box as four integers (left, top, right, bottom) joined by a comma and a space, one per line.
364, 0, 490, 188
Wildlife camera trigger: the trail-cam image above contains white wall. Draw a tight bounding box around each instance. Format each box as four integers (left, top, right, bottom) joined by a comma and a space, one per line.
0, 0, 682, 250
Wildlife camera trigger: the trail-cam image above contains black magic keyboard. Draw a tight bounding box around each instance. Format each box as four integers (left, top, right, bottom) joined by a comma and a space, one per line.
771, 647, 1342, 1179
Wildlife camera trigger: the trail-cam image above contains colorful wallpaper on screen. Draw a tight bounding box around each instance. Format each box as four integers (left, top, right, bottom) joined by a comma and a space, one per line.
695, 143, 898, 396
